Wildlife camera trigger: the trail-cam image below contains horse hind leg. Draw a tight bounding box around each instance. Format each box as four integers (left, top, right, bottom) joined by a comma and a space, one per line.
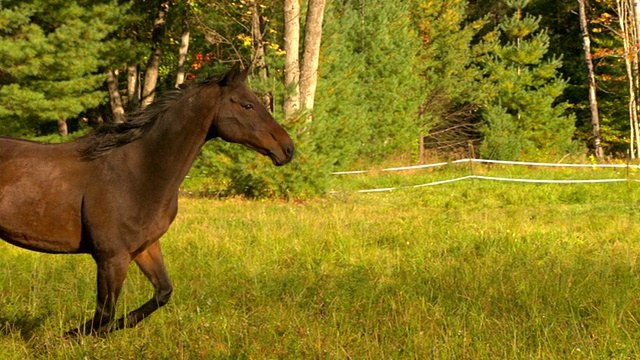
114, 241, 173, 330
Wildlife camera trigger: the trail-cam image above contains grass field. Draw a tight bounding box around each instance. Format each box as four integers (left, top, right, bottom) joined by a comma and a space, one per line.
2, 166, 640, 359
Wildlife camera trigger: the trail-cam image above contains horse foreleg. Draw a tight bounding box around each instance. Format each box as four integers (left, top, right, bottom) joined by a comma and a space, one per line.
114, 241, 173, 330
65, 254, 130, 336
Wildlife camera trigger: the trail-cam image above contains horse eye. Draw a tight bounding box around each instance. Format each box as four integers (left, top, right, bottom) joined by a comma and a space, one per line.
242, 103, 254, 110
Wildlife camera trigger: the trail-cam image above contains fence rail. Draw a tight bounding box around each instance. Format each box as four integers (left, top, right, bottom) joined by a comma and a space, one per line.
333, 158, 640, 193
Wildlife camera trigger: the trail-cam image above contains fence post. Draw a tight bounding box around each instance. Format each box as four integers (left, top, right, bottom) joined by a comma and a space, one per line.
627, 149, 631, 182
419, 134, 424, 164
468, 141, 475, 183
468, 140, 476, 159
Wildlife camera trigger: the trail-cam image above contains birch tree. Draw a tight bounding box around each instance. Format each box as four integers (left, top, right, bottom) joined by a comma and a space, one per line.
578, 0, 604, 160
283, 0, 301, 120
299, 0, 326, 114
175, 14, 190, 87
141, 0, 170, 109
126, 65, 139, 107
283, 0, 326, 121
106, 69, 125, 124
616, 0, 640, 158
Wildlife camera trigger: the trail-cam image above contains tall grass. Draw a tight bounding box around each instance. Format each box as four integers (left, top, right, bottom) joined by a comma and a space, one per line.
1, 169, 640, 358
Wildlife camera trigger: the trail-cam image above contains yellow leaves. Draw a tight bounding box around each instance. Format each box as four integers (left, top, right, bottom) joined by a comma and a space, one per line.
600, 73, 613, 81
237, 34, 252, 47
268, 42, 285, 56
236, 33, 285, 56
598, 73, 626, 82
599, 12, 613, 21
594, 11, 615, 26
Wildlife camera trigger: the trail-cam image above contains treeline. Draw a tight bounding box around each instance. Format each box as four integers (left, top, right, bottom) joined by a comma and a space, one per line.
0, 0, 635, 196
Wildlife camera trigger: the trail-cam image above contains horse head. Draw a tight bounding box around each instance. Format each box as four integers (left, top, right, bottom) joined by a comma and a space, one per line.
210, 65, 294, 166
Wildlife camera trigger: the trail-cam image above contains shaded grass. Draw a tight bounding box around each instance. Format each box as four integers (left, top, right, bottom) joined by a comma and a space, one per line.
1, 177, 640, 358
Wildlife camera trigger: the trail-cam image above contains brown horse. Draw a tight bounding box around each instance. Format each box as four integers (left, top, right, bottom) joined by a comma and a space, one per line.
0, 65, 294, 335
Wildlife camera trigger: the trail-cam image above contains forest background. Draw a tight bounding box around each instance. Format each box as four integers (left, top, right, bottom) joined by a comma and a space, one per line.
0, 0, 636, 197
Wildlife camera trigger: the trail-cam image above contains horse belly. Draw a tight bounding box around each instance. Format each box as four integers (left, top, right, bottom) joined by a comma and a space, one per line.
0, 161, 84, 254
0, 206, 83, 254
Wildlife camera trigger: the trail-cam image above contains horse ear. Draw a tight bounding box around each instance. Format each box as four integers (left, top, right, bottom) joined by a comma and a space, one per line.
240, 66, 250, 82
220, 63, 248, 86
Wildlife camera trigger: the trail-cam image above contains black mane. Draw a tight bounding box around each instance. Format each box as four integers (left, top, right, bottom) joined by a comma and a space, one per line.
80, 77, 221, 160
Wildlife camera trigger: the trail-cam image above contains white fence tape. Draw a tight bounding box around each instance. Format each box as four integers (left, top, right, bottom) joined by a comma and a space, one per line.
468, 158, 640, 169
356, 176, 631, 193
332, 161, 451, 175
472, 175, 629, 184
333, 158, 639, 193
332, 158, 640, 175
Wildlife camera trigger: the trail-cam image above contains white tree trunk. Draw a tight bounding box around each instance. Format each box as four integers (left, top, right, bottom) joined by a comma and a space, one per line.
141, 49, 162, 109
632, 0, 640, 157
106, 69, 125, 124
57, 119, 68, 137
299, 0, 326, 116
618, 0, 640, 157
578, 0, 604, 160
283, 0, 300, 120
141, 0, 170, 109
175, 16, 190, 87
126, 64, 138, 107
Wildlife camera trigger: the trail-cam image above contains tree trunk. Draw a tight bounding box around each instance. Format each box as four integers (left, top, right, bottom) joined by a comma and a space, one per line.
633, 0, 640, 157
57, 119, 68, 137
141, 0, 170, 109
578, 0, 604, 160
141, 46, 163, 110
126, 63, 138, 107
617, 0, 640, 158
106, 69, 126, 124
283, 0, 301, 120
175, 15, 190, 87
249, 0, 267, 80
299, 0, 326, 118
249, 0, 273, 112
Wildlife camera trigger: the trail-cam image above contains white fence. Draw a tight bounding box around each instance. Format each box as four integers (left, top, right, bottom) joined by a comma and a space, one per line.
333, 158, 640, 193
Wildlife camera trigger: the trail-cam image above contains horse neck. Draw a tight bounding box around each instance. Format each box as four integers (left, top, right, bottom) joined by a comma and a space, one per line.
133, 86, 219, 191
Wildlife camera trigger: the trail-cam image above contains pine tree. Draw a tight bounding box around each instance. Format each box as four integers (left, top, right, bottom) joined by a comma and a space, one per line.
314, 0, 423, 165
0, 0, 128, 136
477, 0, 575, 160
413, 0, 485, 158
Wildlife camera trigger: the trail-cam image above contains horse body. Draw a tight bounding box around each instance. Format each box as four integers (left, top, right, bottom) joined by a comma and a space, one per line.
0, 65, 293, 334
0, 138, 87, 253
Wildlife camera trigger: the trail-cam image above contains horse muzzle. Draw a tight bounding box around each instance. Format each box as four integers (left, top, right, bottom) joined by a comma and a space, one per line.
269, 141, 294, 166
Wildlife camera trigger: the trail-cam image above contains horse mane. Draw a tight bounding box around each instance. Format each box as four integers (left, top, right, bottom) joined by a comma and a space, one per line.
80, 77, 221, 160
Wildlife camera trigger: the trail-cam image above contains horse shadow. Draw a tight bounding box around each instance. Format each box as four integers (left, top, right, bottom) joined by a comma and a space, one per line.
0, 313, 47, 340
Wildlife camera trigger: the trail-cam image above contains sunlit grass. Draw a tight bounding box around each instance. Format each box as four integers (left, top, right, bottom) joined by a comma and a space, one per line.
1, 173, 640, 358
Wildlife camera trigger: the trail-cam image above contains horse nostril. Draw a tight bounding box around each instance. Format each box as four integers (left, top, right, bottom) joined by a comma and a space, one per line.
285, 143, 294, 158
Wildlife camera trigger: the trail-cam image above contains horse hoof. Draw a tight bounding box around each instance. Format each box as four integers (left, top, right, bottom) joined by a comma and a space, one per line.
64, 324, 97, 337
64, 328, 82, 338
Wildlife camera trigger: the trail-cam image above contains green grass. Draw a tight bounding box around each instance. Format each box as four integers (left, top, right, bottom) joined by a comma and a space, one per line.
2, 170, 640, 358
